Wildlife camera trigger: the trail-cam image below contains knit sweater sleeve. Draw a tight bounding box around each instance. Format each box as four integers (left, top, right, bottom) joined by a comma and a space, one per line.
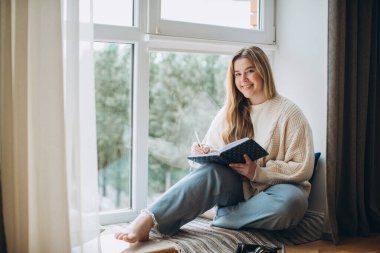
252, 104, 315, 186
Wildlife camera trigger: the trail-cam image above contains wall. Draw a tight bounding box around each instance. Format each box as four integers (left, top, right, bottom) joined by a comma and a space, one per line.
273, 0, 328, 212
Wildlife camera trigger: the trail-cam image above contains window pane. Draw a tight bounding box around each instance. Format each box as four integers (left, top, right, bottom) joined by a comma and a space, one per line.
94, 42, 133, 212
148, 51, 229, 204
93, 0, 134, 26
161, 0, 259, 29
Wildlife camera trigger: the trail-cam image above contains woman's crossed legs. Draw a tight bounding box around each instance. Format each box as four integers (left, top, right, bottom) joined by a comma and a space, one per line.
115, 164, 307, 242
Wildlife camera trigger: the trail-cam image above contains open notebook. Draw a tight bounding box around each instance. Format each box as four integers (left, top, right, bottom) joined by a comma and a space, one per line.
187, 137, 268, 166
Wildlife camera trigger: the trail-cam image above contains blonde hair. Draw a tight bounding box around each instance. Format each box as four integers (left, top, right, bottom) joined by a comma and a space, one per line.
222, 46, 277, 144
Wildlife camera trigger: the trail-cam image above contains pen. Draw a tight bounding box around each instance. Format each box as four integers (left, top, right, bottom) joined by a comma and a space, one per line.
194, 131, 201, 147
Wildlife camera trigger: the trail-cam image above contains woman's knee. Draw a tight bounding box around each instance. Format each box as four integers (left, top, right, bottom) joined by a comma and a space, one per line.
266, 185, 308, 229
196, 164, 243, 200
278, 196, 306, 221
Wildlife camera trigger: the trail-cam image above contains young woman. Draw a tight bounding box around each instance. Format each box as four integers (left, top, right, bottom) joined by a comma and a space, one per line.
115, 46, 314, 243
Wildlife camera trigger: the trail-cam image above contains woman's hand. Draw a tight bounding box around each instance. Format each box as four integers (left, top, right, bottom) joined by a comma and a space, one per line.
229, 154, 257, 180
190, 142, 210, 155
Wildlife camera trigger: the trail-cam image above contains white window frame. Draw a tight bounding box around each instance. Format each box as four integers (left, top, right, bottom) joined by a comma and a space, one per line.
95, 0, 150, 225
147, 0, 276, 44
95, 0, 276, 225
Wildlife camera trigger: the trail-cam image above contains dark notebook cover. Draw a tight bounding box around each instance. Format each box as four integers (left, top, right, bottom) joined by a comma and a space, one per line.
187, 137, 268, 166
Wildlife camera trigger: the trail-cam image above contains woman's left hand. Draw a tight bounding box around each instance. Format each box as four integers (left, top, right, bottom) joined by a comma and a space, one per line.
229, 154, 257, 180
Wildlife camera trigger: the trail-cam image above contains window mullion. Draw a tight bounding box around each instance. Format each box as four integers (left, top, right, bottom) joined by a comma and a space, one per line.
131, 42, 150, 213
147, 0, 161, 34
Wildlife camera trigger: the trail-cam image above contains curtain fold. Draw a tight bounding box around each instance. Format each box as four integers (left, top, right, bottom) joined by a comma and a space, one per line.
63, 0, 101, 251
0, 178, 6, 253
28, 1, 72, 251
366, 0, 380, 233
0, 0, 10, 251
0, 0, 30, 252
327, 0, 380, 243
0, 0, 100, 252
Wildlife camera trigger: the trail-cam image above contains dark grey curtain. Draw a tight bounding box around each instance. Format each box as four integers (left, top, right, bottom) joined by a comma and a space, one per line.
327, 0, 380, 243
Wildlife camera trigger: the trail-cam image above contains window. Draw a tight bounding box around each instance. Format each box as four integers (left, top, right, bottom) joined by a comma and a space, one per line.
161, 0, 254, 29
93, 0, 275, 225
93, 0, 134, 26
94, 42, 133, 212
148, 51, 229, 204
148, 0, 275, 44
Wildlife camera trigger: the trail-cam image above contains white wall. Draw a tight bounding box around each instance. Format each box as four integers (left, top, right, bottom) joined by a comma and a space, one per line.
273, 0, 328, 212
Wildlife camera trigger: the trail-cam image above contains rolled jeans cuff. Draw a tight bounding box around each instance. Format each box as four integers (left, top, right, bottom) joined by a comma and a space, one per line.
141, 209, 169, 238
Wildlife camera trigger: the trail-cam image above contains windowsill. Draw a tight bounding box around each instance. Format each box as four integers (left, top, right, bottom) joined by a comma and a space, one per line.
99, 230, 176, 253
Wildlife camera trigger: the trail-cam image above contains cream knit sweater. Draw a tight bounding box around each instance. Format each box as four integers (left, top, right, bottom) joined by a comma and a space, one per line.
201, 94, 315, 200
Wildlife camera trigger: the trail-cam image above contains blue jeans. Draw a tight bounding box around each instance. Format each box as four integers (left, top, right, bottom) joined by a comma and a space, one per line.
148, 163, 308, 236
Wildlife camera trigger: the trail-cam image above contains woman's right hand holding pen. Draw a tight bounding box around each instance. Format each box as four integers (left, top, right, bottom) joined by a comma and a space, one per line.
191, 131, 210, 155
191, 142, 210, 155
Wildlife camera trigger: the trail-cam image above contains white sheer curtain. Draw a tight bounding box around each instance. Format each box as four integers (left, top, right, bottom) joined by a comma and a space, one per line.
0, 0, 100, 252
63, 0, 101, 252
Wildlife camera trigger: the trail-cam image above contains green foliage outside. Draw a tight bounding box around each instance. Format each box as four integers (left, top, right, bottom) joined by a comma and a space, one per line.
95, 43, 132, 210
148, 51, 228, 201
95, 44, 229, 209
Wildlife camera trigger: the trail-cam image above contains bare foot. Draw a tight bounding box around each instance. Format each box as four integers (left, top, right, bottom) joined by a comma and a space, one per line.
114, 212, 154, 243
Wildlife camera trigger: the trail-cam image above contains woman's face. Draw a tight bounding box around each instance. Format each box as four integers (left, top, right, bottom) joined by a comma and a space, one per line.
233, 57, 266, 105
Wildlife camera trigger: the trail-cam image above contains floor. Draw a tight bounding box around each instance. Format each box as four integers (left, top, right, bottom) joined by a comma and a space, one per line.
283, 234, 380, 253
100, 231, 380, 253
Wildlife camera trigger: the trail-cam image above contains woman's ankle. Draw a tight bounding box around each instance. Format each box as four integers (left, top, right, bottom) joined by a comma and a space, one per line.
137, 212, 154, 228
